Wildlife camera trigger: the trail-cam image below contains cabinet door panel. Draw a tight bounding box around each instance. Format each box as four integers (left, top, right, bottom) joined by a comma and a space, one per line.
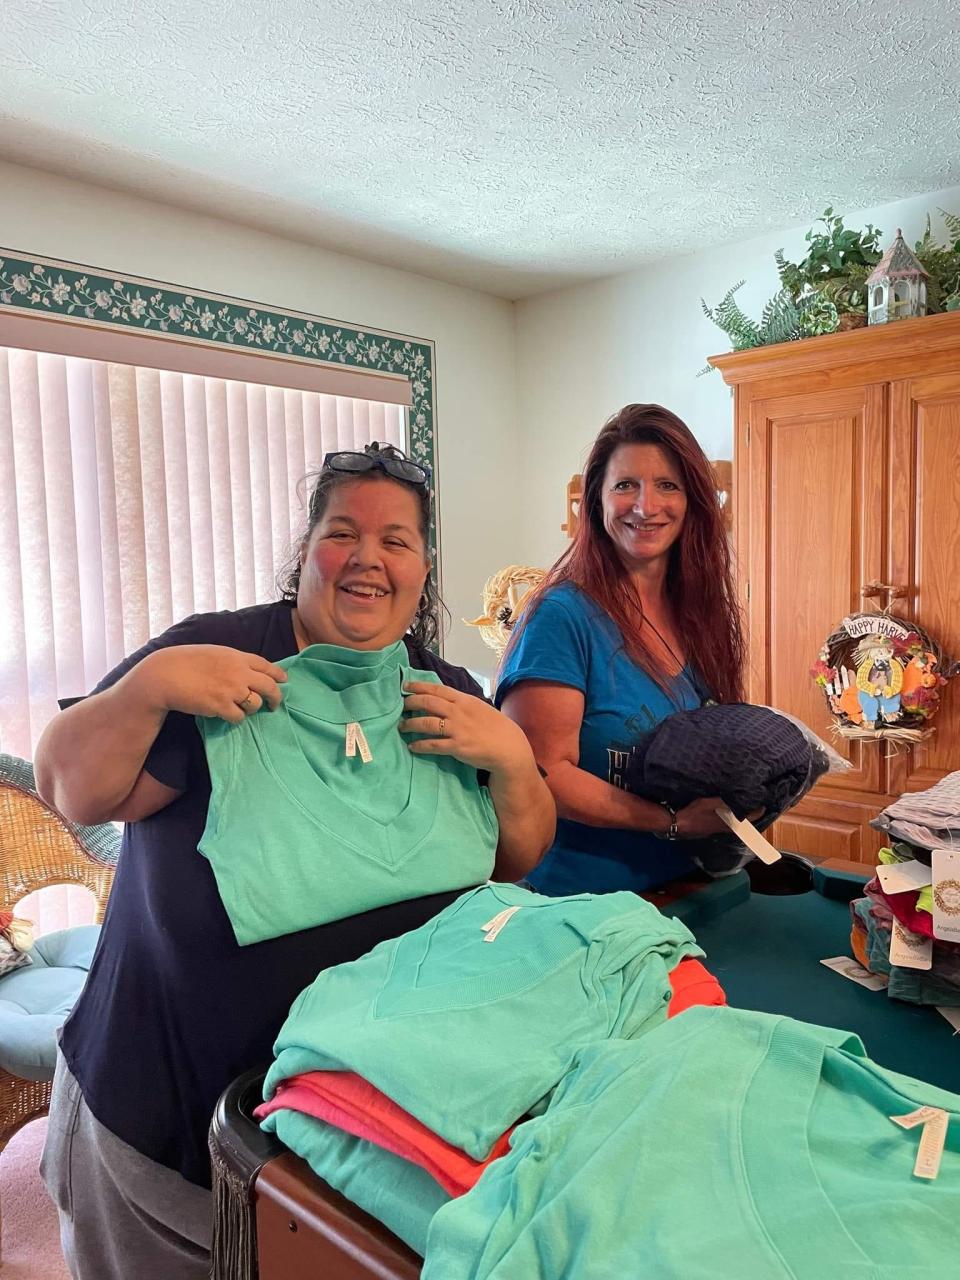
745, 387, 885, 796
888, 374, 960, 794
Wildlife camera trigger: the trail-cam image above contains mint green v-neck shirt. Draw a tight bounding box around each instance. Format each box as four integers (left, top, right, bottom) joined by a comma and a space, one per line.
424, 1006, 960, 1279
197, 641, 498, 945
263, 882, 701, 1158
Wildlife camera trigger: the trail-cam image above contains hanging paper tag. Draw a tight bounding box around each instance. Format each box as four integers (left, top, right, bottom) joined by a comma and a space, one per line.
936, 1006, 960, 1034
819, 956, 889, 991
344, 722, 374, 764
890, 1107, 949, 1180
876, 859, 932, 895
714, 805, 781, 865
888, 920, 933, 970
481, 906, 521, 942
931, 848, 960, 942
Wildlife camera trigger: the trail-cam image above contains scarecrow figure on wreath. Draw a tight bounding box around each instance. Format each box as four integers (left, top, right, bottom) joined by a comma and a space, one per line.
854, 634, 904, 727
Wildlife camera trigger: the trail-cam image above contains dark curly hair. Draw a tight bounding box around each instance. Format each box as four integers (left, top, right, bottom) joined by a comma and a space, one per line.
277, 459, 446, 650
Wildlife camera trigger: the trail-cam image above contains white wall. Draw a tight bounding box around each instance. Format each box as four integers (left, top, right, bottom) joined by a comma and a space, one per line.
0, 160, 518, 675
515, 183, 960, 572
7, 161, 960, 672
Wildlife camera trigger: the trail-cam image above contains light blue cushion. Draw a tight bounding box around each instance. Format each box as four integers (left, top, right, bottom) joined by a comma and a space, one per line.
31, 924, 101, 971
0, 925, 100, 1081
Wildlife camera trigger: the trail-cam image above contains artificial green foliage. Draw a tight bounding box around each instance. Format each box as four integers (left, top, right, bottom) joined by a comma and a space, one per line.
775, 209, 882, 317
778, 208, 885, 295
758, 289, 805, 345
700, 281, 759, 350
798, 293, 840, 337
939, 208, 960, 247
700, 283, 838, 365
704, 206, 960, 365
913, 211, 960, 311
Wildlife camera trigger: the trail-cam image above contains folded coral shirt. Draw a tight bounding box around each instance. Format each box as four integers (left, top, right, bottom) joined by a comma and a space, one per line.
256, 1072, 513, 1197
667, 956, 727, 1015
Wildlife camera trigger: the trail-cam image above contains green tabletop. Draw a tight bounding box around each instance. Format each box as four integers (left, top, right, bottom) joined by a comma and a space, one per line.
690, 876, 959, 1094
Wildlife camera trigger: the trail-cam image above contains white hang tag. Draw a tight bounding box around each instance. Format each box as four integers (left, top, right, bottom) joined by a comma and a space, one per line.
481, 909, 512, 932
888, 920, 933, 970
819, 956, 889, 991
344, 722, 374, 764
931, 848, 960, 942
890, 1106, 949, 1180
876, 858, 933, 895
936, 1006, 960, 1034
714, 805, 781, 865
481, 906, 521, 942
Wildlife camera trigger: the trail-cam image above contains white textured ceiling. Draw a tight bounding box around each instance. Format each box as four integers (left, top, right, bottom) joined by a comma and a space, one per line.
2, 0, 959, 298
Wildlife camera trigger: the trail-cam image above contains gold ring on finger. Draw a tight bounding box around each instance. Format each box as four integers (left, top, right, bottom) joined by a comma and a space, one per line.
438, 717, 446, 738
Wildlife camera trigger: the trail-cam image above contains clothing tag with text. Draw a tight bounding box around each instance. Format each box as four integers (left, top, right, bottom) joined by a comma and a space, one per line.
345, 722, 373, 764
931, 848, 960, 942
481, 906, 522, 942
876, 858, 932, 895
819, 956, 888, 991
888, 920, 933, 970
890, 1106, 949, 1180
714, 805, 781, 865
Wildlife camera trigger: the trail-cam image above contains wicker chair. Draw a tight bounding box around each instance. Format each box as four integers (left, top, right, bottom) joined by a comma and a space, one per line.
0, 754, 119, 1254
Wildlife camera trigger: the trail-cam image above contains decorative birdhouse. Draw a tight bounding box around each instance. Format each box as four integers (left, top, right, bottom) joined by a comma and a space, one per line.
866, 229, 928, 325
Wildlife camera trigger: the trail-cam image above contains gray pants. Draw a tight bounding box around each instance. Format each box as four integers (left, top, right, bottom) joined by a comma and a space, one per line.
40, 1053, 212, 1280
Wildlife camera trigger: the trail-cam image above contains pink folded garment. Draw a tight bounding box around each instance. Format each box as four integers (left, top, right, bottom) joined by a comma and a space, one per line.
256, 1071, 513, 1197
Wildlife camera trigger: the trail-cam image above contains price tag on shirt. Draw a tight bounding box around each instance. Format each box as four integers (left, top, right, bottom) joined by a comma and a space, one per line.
931, 848, 960, 943
890, 1106, 949, 1180
876, 858, 932, 895
819, 956, 889, 991
714, 806, 781, 865
888, 920, 933, 970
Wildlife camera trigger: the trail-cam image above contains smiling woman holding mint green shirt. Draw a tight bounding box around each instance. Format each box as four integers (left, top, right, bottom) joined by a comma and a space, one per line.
497, 404, 746, 897
34, 443, 554, 1280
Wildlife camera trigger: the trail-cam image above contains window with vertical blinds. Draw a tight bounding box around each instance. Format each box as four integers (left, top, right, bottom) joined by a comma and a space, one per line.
0, 346, 405, 758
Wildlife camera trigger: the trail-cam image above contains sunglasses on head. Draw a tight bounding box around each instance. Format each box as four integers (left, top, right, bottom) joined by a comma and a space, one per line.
321, 444, 431, 488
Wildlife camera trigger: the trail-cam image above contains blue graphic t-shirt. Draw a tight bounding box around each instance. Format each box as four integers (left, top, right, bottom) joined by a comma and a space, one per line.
495, 583, 704, 895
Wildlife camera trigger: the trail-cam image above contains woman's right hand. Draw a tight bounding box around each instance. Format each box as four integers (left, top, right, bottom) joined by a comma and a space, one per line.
674, 796, 763, 839
133, 645, 288, 723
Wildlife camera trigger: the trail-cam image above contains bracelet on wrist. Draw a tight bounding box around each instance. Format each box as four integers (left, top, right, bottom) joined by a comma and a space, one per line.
655, 800, 679, 842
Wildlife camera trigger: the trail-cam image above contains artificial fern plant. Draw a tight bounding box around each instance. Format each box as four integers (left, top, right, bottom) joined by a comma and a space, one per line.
702, 206, 960, 363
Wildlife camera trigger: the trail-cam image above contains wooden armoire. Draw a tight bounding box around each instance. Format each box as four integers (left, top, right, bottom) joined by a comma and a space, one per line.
711, 311, 960, 865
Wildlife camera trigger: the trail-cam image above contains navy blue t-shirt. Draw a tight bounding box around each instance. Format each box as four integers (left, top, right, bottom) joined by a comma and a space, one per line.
60, 601, 484, 1187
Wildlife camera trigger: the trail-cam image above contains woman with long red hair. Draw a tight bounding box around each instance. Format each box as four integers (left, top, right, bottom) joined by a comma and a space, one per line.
497, 403, 746, 895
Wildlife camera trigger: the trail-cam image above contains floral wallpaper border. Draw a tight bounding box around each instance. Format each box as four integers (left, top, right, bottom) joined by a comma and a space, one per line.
0, 247, 440, 564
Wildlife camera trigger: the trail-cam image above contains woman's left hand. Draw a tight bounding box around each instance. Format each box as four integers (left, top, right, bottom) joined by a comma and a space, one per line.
398, 682, 531, 776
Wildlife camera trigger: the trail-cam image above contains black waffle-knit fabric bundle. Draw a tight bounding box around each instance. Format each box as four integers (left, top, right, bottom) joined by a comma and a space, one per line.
623, 704, 822, 873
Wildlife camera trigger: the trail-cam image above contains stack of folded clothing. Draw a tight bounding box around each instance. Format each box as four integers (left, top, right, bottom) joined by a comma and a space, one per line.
256, 883, 724, 1254
849, 843, 960, 1007
261, 917, 960, 1275
871, 771, 960, 860
623, 703, 845, 875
